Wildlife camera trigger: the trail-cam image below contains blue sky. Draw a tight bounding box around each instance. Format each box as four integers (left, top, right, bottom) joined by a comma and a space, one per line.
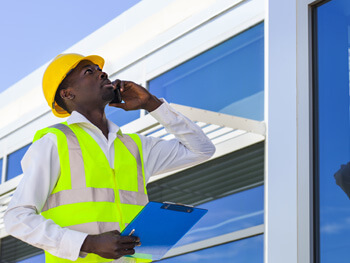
0, 0, 141, 94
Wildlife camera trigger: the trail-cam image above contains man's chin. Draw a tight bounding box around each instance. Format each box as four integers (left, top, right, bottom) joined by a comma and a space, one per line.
102, 91, 115, 102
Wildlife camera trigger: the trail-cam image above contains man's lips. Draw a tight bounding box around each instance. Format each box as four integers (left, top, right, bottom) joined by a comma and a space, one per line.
104, 83, 114, 88
102, 81, 114, 89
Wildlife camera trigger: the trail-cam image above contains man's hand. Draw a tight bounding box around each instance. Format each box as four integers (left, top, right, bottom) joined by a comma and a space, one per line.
81, 230, 140, 259
109, 80, 162, 112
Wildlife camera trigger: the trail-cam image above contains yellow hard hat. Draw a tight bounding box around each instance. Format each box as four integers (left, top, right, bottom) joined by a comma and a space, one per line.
42, 53, 105, 117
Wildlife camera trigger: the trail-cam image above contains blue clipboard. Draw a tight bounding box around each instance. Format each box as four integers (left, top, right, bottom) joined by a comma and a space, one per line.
120, 201, 207, 261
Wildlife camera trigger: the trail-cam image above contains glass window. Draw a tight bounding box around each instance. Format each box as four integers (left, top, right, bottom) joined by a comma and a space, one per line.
0, 236, 43, 262
148, 142, 264, 205
6, 144, 30, 181
105, 106, 140, 127
158, 234, 263, 263
147, 143, 264, 249
175, 186, 263, 247
17, 253, 45, 263
148, 143, 264, 245
0, 158, 3, 181
149, 23, 264, 121
315, 0, 350, 261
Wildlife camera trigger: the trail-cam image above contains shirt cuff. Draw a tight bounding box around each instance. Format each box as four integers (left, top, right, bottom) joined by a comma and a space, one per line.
57, 229, 88, 261
149, 98, 177, 126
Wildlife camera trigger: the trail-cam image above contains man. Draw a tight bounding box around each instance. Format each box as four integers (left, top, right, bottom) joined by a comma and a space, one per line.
334, 162, 350, 199
4, 53, 215, 262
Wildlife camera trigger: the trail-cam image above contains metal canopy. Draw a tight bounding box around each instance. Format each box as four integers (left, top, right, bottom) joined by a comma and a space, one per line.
122, 103, 266, 182
0, 104, 265, 238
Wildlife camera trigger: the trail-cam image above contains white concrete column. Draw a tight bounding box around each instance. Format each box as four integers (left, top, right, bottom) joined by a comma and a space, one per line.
264, 0, 298, 262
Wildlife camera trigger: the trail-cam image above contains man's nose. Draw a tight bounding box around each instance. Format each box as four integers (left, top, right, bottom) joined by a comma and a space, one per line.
99, 71, 108, 80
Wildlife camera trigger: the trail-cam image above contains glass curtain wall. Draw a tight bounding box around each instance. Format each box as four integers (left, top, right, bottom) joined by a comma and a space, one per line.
5, 144, 30, 181
0, 158, 2, 179
315, 0, 350, 261
0, 235, 44, 263
149, 23, 264, 121
16, 253, 44, 263
151, 145, 264, 263
159, 235, 263, 263
149, 23, 264, 262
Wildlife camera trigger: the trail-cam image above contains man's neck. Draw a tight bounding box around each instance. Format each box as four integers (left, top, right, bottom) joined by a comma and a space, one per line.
76, 108, 109, 138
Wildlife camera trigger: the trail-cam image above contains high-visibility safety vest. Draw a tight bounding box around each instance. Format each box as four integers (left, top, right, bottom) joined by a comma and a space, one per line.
33, 122, 151, 263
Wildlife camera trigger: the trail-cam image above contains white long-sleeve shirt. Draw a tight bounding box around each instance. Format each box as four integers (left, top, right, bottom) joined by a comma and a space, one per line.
4, 100, 215, 262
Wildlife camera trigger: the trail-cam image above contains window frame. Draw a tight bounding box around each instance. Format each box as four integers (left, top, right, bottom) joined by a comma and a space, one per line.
311, 1, 347, 262
265, 0, 323, 262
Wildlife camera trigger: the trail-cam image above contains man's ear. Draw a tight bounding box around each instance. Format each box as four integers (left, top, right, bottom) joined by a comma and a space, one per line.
60, 88, 75, 100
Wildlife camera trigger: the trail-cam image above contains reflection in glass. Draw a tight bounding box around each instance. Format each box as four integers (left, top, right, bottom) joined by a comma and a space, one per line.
149, 23, 264, 121
175, 186, 264, 247
159, 235, 263, 263
6, 144, 30, 181
316, 0, 350, 261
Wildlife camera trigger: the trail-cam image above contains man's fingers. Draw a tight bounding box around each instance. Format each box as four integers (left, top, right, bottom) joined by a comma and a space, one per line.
117, 242, 138, 250
120, 80, 126, 92
109, 102, 126, 109
112, 79, 121, 88
119, 80, 140, 93
116, 248, 135, 256
119, 235, 140, 243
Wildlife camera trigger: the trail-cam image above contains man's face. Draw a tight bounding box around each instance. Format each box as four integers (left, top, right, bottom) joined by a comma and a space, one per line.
65, 59, 115, 108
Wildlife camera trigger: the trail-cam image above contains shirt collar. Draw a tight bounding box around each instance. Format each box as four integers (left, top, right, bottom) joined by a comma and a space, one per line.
66, 111, 121, 135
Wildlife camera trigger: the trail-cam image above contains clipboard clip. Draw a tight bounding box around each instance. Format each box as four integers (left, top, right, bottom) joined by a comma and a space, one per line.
161, 201, 194, 213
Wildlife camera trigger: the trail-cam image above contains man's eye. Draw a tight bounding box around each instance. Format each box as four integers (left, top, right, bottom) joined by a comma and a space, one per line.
85, 69, 93, 74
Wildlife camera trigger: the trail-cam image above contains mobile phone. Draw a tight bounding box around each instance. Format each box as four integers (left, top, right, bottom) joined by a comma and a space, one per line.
110, 84, 122, 103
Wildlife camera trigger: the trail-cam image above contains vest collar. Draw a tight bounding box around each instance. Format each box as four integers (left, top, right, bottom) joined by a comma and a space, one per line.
66, 111, 122, 136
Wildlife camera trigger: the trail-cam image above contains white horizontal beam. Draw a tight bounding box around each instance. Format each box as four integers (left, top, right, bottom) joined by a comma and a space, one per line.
121, 114, 160, 134
171, 104, 266, 136
122, 104, 266, 137
0, 175, 23, 196
0, 189, 16, 238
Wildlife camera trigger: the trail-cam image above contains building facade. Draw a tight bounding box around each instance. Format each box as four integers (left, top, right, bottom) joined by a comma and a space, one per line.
0, 0, 349, 262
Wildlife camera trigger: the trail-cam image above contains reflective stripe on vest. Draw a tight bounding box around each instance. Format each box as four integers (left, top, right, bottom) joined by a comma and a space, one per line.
41, 124, 148, 212
117, 133, 147, 206
34, 123, 150, 263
